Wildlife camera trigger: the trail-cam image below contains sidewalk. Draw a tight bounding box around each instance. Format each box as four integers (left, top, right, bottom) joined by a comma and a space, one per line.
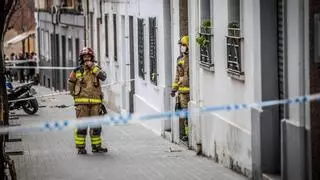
6, 85, 247, 180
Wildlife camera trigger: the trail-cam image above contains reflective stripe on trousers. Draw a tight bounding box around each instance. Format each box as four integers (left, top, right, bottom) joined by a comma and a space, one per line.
178, 87, 190, 93
74, 129, 86, 148
91, 136, 102, 148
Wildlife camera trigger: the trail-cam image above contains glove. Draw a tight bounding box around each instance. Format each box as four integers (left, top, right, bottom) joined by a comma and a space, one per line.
92, 66, 101, 75
92, 66, 107, 81
171, 91, 176, 97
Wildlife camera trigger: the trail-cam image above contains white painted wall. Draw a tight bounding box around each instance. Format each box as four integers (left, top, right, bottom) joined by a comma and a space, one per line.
186, 0, 262, 175
170, 0, 181, 143
93, 0, 172, 134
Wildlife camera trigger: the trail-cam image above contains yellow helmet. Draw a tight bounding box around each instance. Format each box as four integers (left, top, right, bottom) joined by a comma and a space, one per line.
180, 36, 189, 47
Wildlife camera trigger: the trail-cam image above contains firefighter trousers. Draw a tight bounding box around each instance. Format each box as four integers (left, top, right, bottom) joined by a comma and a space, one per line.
176, 93, 190, 139
74, 104, 103, 149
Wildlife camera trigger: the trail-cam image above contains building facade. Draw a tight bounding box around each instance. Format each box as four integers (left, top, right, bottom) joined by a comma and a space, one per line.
35, 0, 84, 90
185, 0, 319, 179
35, 0, 319, 179
88, 0, 173, 134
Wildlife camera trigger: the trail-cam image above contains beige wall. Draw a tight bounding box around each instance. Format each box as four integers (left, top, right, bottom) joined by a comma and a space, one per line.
4, 29, 36, 57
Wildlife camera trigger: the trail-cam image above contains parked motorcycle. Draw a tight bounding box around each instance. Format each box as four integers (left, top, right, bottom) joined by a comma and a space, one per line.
7, 81, 39, 115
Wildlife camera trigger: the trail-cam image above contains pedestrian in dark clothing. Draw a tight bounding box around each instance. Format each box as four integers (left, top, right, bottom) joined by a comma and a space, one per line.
18, 52, 25, 83
28, 52, 36, 82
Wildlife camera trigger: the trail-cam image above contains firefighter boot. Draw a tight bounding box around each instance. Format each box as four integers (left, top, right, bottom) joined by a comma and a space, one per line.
77, 148, 87, 155
92, 146, 108, 153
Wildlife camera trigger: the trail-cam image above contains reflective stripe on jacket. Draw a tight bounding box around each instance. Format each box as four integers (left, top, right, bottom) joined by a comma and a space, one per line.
172, 55, 189, 93
74, 98, 103, 104
68, 65, 104, 105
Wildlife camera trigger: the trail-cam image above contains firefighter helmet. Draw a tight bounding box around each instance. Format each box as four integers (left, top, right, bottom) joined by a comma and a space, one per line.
180, 36, 189, 47
80, 47, 95, 58
79, 47, 95, 64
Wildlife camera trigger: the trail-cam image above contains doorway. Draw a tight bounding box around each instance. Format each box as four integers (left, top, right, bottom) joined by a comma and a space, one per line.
179, 0, 188, 37
309, 0, 320, 178
62, 35, 67, 91
129, 16, 135, 113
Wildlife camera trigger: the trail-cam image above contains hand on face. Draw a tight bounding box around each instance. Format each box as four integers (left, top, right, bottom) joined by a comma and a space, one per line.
83, 55, 93, 68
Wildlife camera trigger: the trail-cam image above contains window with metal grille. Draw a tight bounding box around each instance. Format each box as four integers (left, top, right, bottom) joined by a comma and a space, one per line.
226, 37, 242, 74
113, 14, 118, 61
227, 0, 244, 76
105, 14, 109, 57
138, 18, 145, 79
149, 17, 157, 85
198, 0, 213, 69
199, 26, 213, 67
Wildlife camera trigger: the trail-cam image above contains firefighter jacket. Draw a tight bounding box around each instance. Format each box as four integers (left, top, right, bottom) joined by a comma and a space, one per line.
172, 54, 189, 94
68, 65, 107, 105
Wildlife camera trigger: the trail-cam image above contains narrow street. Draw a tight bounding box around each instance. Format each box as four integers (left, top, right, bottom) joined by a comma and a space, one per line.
5, 85, 247, 180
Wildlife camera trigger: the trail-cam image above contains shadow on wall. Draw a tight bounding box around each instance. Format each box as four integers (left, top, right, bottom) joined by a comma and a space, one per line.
104, 88, 120, 113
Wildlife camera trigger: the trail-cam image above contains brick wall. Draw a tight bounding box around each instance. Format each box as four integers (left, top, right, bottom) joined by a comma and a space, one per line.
309, 0, 320, 178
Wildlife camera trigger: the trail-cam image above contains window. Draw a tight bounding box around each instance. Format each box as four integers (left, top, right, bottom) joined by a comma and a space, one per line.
44, 31, 49, 60
90, 13, 94, 48
50, 33, 54, 62
138, 18, 145, 79
40, 30, 44, 59
75, 38, 80, 65
149, 17, 158, 85
68, 38, 73, 66
38, 29, 41, 59
198, 0, 213, 68
113, 14, 118, 61
62, 35, 67, 90
227, 0, 244, 76
47, 31, 51, 61
105, 14, 109, 57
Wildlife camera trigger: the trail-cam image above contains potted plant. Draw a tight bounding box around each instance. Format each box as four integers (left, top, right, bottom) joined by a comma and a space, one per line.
228, 22, 240, 37
196, 20, 212, 47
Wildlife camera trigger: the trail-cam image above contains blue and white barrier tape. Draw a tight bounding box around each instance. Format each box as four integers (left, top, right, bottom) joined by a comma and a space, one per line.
5, 59, 37, 65
1, 93, 320, 134
8, 79, 136, 103
5, 66, 75, 70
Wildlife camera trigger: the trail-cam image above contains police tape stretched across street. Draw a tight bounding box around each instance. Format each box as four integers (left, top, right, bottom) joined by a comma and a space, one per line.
7, 79, 135, 103
1, 92, 320, 136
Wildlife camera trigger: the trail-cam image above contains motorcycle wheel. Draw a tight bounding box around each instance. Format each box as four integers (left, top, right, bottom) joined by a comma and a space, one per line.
22, 99, 39, 115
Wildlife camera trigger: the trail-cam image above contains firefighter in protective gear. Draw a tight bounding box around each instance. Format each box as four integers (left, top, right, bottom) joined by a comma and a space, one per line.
68, 47, 108, 154
171, 36, 190, 142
